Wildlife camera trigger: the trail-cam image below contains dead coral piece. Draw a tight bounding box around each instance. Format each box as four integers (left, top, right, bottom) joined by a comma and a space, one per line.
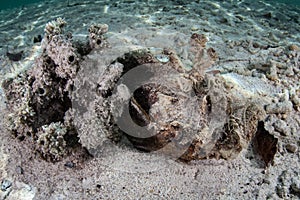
273, 119, 289, 136
189, 33, 217, 76
44, 17, 67, 37
28, 54, 72, 129
43, 18, 78, 79
265, 101, 293, 114
285, 144, 297, 153
290, 88, 300, 111
190, 33, 208, 47
1, 179, 12, 192
276, 170, 300, 199
2, 76, 34, 140
88, 24, 109, 49
36, 122, 67, 161
288, 44, 299, 51
207, 103, 263, 160
266, 63, 278, 81
46, 35, 78, 79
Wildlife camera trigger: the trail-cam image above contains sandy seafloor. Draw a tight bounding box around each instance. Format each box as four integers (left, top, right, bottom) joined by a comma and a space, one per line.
0, 0, 300, 199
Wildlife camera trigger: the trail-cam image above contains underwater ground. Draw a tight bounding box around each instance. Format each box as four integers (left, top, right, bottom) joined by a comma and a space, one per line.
0, 0, 299, 199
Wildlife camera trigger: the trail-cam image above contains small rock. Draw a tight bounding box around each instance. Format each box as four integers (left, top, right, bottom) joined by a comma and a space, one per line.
64, 161, 75, 168
33, 35, 42, 43
273, 119, 288, 136
1, 179, 12, 191
291, 181, 300, 193
263, 178, 271, 185
288, 44, 299, 51
16, 166, 24, 174
155, 54, 169, 63
267, 64, 278, 81
290, 93, 300, 108
265, 101, 293, 114
262, 12, 272, 19
276, 185, 286, 198
266, 193, 277, 200
284, 67, 294, 77
235, 15, 245, 21
276, 170, 300, 198
281, 114, 288, 120
286, 144, 297, 153
191, 25, 199, 31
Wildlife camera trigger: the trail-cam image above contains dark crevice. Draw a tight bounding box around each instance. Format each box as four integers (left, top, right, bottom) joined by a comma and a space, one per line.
253, 121, 278, 167
129, 84, 159, 127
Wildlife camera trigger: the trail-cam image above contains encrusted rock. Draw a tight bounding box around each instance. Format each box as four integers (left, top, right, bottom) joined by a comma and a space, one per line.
266, 63, 278, 81
2, 18, 110, 162
44, 17, 66, 36
36, 122, 67, 161
42, 18, 79, 79
276, 170, 300, 199
290, 88, 300, 111
285, 143, 298, 153
291, 181, 300, 195
1, 180, 12, 192
288, 44, 299, 51
273, 119, 289, 136
88, 24, 109, 49
265, 101, 293, 114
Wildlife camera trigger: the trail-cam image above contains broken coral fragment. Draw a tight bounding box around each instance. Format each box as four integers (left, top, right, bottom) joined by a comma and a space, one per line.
36, 122, 67, 161
88, 24, 109, 49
